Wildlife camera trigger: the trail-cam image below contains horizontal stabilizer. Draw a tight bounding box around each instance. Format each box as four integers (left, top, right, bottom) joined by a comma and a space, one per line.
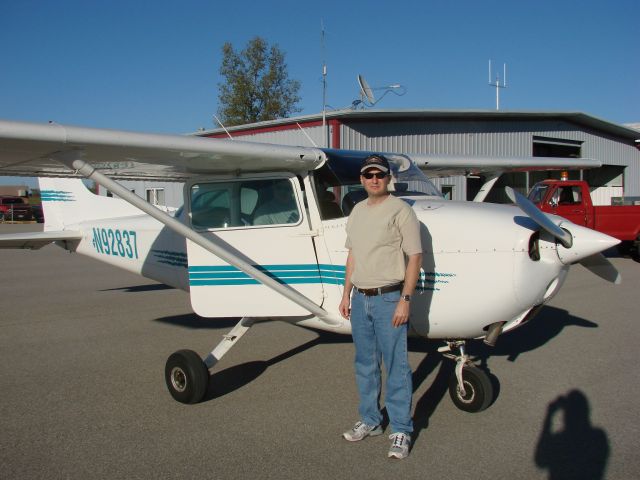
0, 230, 82, 249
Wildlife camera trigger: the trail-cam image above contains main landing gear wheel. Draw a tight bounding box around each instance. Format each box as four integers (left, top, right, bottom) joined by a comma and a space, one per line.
165, 349, 209, 404
448, 365, 493, 413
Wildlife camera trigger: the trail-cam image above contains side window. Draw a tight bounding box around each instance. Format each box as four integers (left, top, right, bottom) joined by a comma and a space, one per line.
190, 184, 231, 229
558, 186, 581, 205
252, 179, 300, 226
189, 178, 300, 229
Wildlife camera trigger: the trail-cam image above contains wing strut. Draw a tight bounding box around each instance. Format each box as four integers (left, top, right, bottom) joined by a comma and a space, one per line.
472, 172, 502, 202
64, 157, 338, 327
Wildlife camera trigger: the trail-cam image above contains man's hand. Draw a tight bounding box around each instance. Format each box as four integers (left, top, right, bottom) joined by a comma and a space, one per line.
392, 299, 410, 327
339, 296, 351, 319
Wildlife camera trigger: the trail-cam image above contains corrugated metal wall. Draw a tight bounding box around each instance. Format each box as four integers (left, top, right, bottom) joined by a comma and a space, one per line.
100, 117, 639, 205
339, 119, 640, 200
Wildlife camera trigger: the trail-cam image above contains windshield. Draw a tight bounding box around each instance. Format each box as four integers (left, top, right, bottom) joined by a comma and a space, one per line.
528, 184, 549, 204
319, 149, 442, 197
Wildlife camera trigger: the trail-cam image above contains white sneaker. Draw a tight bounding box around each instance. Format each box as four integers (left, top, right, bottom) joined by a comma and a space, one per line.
342, 421, 383, 442
388, 432, 411, 459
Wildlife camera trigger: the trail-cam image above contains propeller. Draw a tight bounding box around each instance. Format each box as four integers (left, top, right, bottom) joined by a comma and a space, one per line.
505, 187, 572, 248
579, 253, 622, 285
505, 186, 622, 284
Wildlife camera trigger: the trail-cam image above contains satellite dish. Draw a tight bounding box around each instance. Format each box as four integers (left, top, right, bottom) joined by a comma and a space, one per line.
357, 74, 376, 105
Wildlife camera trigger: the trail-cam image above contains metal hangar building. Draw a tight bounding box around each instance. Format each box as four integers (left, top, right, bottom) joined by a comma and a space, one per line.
109, 109, 640, 207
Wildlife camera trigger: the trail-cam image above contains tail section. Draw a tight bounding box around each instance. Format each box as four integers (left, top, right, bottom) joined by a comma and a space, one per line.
38, 177, 143, 231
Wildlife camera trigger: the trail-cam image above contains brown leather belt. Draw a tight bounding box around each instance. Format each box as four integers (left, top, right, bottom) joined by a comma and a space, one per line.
356, 282, 404, 297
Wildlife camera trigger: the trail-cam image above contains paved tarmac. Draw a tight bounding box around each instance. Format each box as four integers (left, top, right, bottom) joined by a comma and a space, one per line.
0, 224, 638, 479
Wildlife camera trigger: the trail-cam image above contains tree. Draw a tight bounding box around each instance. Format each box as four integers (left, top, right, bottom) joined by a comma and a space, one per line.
217, 37, 301, 126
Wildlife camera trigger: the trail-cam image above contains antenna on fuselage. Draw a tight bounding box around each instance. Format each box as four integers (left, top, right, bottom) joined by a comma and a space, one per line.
488, 60, 507, 110
212, 114, 234, 140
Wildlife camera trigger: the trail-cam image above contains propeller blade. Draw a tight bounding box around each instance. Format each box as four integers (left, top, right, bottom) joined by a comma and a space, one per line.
579, 253, 622, 284
505, 186, 573, 248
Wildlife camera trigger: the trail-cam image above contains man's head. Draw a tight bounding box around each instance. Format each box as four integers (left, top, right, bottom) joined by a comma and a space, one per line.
360, 154, 391, 198
360, 154, 390, 175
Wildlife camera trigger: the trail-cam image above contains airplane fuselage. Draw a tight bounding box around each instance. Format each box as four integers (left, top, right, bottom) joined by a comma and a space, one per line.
67, 196, 569, 340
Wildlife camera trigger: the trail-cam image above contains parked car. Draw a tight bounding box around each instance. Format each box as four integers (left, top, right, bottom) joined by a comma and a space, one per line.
0, 196, 33, 221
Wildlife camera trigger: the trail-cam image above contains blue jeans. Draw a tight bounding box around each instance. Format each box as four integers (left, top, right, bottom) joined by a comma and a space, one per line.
350, 289, 413, 435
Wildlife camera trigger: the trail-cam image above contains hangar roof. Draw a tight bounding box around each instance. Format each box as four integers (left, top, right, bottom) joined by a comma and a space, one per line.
196, 109, 640, 142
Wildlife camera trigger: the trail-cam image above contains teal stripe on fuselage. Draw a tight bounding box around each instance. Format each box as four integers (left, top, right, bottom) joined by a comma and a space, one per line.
188, 263, 345, 286
40, 190, 75, 202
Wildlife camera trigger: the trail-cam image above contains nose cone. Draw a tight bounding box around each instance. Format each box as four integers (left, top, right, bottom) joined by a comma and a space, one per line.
557, 222, 620, 264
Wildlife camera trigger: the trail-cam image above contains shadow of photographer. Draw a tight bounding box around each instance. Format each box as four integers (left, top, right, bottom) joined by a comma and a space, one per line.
535, 389, 609, 479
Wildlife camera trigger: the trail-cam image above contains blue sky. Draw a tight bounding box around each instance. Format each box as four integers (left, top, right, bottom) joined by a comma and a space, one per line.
0, 0, 637, 137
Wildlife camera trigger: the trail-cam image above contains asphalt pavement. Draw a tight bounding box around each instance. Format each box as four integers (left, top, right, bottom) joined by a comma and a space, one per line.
0, 224, 638, 479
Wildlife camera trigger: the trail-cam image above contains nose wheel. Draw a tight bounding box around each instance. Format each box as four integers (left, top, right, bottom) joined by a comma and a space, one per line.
448, 364, 493, 412
440, 341, 494, 413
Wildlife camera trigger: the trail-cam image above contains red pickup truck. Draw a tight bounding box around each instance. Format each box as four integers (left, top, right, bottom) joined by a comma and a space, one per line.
528, 179, 640, 259
0, 196, 33, 222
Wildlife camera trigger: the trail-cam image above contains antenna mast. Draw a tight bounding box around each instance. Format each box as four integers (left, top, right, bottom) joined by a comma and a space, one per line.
488, 60, 507, 110
321, 20, 328, 147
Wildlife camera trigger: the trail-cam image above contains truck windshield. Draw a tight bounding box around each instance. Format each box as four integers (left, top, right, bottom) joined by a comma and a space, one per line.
528, 184, 549, 204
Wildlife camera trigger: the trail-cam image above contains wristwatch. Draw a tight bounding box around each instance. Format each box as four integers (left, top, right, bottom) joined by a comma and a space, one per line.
402, 294, 411, 302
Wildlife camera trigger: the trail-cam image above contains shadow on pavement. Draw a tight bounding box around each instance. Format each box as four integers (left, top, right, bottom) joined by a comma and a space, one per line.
469, 305, 598, 364
203, 331, 351, 401
535, 389, 609, 479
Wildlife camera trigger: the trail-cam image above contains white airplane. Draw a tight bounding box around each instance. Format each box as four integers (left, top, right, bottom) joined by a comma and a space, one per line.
0, 119, 622, 412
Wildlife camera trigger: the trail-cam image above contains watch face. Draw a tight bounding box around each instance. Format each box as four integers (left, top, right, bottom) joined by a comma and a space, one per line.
403, 295, 411, 301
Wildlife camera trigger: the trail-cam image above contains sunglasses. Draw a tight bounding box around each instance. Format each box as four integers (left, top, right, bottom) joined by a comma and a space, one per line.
361, 171, 388, 179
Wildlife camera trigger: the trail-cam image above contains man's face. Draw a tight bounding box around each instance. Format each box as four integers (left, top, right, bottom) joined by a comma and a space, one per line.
360, 168, 390, 197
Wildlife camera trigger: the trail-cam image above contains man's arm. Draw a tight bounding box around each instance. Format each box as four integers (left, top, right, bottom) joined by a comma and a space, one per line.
392, 253, 422, 327
339, 250, 355, 319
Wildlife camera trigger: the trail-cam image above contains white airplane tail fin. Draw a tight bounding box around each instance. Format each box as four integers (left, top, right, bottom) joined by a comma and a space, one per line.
38, 177, 143, 230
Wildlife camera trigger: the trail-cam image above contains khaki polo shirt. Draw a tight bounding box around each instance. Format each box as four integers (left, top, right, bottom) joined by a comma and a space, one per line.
345, 195, 422, 289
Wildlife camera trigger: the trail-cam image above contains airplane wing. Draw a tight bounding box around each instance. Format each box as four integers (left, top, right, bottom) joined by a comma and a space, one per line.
0, 119, 327, 180
0, 119, 601, 180
0, 230, 82, 249
409, 154, 602, 177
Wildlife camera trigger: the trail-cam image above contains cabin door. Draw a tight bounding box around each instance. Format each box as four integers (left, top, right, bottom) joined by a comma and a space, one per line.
186, 174, 325, 317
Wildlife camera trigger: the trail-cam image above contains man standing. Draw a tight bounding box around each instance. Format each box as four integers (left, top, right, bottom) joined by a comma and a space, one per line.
339, 154, 422, 460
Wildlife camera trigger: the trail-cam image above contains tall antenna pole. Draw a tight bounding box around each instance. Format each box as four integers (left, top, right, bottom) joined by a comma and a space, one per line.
488, 60, 507, 110
321, 20, 328, 147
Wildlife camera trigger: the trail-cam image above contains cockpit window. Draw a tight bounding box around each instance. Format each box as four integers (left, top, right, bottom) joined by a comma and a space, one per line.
190, 178, 300, 229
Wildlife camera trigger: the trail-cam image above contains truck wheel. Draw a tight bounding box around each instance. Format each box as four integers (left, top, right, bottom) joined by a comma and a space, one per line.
616, 242, 631, 256
632, 236, 640, 262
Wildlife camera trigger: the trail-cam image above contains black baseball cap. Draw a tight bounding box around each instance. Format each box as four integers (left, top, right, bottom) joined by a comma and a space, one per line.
360, 154, 390, 174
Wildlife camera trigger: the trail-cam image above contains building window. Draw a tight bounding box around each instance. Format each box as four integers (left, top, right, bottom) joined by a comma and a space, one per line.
146, 188, 165, 206
532, 136, 582, 158
441, 185, 454, 200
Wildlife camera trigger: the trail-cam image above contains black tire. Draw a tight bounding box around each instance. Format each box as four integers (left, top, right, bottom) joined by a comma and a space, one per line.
448, 365, 494, 413
632, 236, 640, 263
165, 349, 209, 404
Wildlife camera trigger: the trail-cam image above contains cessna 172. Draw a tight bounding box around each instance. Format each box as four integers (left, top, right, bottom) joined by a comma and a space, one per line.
0, 119, 621, 413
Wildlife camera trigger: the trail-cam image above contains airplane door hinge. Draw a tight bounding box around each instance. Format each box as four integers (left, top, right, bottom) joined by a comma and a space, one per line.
294, 229, 320, 237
